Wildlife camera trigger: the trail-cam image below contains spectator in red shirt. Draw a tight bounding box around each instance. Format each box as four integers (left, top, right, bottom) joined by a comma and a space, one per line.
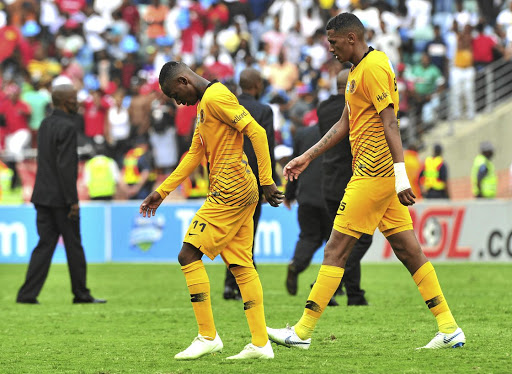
472, 23, 503, 71
0, 83, 31, 158
0, 23, 22, 64
0, 83, 31, 188
83, 90, 111, 138
174, 102, 197, 159
118, 0, 140, 35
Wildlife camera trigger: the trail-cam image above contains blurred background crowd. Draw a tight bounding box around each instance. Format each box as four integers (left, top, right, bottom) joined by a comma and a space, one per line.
0, 0, 512, 202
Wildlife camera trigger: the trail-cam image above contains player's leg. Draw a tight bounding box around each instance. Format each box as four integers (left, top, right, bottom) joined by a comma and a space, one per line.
178, 243, 217, 339
294, 230, 357, 337
223, 201, 261, 300
222, 204, 273, 359
267, 229, 358, 349
382, 197, 464, 349
268, 176, 385, 348
175, 242, 223, 360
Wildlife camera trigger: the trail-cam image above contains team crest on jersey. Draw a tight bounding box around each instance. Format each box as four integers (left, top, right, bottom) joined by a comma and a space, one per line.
200, 109, 205, 123
349, 79, 357, 93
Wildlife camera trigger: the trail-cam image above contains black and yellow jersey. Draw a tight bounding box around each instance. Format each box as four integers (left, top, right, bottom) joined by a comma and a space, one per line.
156, 81, 273, 206
345, 48, 399, 177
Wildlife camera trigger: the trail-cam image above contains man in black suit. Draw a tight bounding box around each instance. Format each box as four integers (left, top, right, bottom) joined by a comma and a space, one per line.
223, 68, 278, 300
17, 84, 106, 305
284, 124, 338, 305
317, 68, 371, 306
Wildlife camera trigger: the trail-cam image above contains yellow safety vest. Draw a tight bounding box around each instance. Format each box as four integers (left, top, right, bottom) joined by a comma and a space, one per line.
122, 147, 145, 185
423, 156, 446, 191
471, 154, 497, 197
85, 156, 116, 198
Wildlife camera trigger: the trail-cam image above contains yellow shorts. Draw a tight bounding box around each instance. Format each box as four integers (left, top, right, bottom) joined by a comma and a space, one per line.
333, 176, 413, 239
183, 200, 257, 268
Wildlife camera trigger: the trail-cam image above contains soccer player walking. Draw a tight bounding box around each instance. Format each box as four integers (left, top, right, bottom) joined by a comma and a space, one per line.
140, 62, 284, 360
267, 13, 465, 350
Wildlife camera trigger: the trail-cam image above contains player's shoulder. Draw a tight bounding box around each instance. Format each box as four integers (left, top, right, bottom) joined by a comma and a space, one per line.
367, 49, 391, 68
204, 81, 235, 101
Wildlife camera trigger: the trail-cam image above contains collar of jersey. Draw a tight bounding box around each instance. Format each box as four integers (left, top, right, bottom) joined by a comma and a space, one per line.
351, 47, 374, 71
199, 79, 220, 100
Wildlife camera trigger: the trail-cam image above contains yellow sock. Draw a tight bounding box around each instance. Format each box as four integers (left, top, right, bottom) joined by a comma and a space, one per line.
413, 261, 458, 334
181, 260, 216, 340
231, 266, 267, 347
294, 265, 344, 340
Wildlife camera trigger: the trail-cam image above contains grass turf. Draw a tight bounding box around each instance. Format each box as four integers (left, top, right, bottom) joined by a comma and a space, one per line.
1, 263, 510, 373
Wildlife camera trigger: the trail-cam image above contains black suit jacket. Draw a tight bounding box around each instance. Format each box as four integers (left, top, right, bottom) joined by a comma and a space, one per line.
285, 125, 324, 208
317, 93, 353, 202
238, 93, 278, 191
31, 109, 79, 207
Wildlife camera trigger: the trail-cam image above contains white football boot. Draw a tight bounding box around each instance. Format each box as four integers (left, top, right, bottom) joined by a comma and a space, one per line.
174, 332, 223, 360
226, 340, 274, 359
417, 327, 466, 349
267, 325, 311, 350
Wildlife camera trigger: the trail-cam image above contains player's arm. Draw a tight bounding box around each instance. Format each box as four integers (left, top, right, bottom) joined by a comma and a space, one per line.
380, 106, 415, 206
243, 120, 284, 207
284, 106, 349, 181
140, 127, 205, 217
367, 61, 415, 206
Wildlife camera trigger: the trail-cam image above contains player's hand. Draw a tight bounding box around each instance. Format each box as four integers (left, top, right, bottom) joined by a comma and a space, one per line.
261, 183, 284, 207
139, 191, 163, 218
68, 203, 79, 220
283, 154, 311, 181
398, 188, 416, 206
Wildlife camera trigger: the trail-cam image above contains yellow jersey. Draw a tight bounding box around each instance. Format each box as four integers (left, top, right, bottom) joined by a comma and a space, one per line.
157, 81, 265, 207
345, 48, 398, 178
198, 81, 259, 206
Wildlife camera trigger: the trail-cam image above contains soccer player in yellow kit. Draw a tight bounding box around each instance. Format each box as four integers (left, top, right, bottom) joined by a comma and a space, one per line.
140, 61, 284, 360
267, 13, 465, 350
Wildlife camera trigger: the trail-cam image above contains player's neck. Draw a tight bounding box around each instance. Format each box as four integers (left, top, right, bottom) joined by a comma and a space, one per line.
351, 43, 370, 67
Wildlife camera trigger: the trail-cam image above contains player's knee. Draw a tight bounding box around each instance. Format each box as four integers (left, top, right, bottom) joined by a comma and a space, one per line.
231, 265, 258, 285
178, 243, 203, 266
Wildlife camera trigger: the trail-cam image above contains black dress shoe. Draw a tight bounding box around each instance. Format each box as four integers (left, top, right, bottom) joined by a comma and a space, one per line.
223, 286, 242, 300
327, 296, 339, 307
286, 266, 298, 295
17, 299, 40, 304
73, 297, 107, 304
347, 298, 369, 306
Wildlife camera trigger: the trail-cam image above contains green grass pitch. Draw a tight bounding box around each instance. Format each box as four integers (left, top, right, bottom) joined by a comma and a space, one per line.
1, 263, 511, 373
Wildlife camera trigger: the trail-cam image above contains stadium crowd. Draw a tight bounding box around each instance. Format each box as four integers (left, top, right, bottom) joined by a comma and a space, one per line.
0, 0, 511, 200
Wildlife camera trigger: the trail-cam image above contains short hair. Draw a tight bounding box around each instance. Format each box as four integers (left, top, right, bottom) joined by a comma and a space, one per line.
159, 61, 186, 88
239, 68, 261, 91
326, 13, 365, 39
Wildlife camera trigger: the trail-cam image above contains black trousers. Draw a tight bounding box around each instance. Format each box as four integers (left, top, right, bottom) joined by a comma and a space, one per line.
224, 200, 262, 290
17, 205, 91, 302
325, 198, 372, 304
289, 204, 332, 273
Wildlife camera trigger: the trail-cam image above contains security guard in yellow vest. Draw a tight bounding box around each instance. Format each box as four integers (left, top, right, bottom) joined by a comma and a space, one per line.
472, 141, 497, 198
420, 144, 449, 199
84, 147, 121, 200
122, 138, 156, 200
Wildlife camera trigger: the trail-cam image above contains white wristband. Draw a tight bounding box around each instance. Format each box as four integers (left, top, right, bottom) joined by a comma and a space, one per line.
393, 162, 411, 194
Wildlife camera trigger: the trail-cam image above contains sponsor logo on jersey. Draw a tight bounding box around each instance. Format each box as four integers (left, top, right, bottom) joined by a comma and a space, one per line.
232, 110, 248, 125
376, 92, 389, 102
